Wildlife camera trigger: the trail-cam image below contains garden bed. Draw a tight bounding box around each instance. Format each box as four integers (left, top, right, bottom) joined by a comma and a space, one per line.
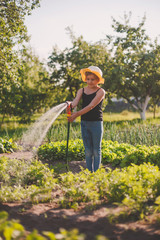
0, 147, 160, 240
1, 189, 160, 240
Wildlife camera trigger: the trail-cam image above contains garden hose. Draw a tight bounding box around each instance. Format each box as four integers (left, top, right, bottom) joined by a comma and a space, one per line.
66, 102, 72, 171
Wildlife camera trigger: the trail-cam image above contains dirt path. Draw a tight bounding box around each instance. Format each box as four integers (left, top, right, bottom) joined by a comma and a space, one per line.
0, 151, 34, 160
0, 151, 160, 239
1, 202, 160, 240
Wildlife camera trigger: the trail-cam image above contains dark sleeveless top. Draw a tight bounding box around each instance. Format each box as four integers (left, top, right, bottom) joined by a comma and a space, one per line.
81, 88, 103, 121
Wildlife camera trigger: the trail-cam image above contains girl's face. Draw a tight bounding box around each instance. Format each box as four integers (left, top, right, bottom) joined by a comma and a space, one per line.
85, 73, 99, 87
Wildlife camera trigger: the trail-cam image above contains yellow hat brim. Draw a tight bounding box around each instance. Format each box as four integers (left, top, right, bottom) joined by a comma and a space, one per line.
80, 68, 104, 84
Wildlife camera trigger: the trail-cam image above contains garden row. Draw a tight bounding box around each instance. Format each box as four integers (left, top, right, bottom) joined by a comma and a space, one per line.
46, 121, 160, 146
0, 156, 160, 220
38, 139, 160, 168
1, 119, 160, 146
0, 157, 55, 202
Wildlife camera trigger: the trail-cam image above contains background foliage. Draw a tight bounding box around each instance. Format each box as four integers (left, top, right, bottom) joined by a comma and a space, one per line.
1, 4, 160, 121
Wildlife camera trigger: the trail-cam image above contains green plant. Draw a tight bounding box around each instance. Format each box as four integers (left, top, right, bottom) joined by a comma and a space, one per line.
38, 139, 160, 168
38, 139, 85, 162
0, 138, 18, 153
0, 157, 56, 203
58, 163, 160, 219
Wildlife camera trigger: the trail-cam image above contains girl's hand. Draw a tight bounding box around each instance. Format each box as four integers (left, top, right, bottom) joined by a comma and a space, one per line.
68, 112, 79, 122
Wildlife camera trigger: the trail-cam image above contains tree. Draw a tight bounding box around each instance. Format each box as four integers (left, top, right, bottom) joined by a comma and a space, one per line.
105, 13, 160, 120
0, 0, 40, 120
14, 47, 50, 122
48, 29, 110, 103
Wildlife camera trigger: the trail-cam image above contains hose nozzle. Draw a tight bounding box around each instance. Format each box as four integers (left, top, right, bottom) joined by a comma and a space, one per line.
66, 102, 72, 119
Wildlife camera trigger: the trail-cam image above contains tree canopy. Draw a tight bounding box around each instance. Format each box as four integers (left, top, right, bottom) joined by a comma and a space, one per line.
1, 6, 160, 121
48, 29, 110, 104
106, 14, 160, 119
0, 0, 43, 121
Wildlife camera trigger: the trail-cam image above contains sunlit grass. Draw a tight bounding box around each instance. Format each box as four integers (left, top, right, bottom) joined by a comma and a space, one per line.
1, 110, 160, 145
103, 110, 160, 122
63, 110, 160, 123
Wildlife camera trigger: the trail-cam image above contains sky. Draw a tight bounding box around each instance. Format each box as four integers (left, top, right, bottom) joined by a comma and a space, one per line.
25, 0, 160, 61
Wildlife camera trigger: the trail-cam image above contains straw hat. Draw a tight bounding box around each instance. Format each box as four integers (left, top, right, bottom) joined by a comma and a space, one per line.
80, 66, 104, 84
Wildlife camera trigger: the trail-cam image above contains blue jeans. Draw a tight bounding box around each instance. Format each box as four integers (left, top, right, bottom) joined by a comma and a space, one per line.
81, 120, 103, 172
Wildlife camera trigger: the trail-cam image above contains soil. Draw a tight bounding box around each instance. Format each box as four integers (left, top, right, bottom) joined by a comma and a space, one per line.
0, 151, 160, 240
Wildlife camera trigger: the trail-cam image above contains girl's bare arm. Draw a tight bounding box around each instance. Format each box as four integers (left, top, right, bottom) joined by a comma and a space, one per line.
70, 88, 83, 108
68, 88, 105, 122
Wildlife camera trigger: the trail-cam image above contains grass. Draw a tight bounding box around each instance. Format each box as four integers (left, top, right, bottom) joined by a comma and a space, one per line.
1, 110, 160, 146
103, 110, 160, 122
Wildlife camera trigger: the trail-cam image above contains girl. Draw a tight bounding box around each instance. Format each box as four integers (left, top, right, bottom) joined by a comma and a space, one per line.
67, 66, 105, 172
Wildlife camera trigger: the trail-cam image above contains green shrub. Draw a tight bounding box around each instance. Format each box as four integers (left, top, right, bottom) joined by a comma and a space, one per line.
38, 140, 160, 168
38, 139, 85, 162
0, 157, 54, 187
120, 144, 160, 168
1, 154, 160, 220
59, 163, 160, 218
60, 163, 160, 205
101, 141, 135, 166
0, 138, 18, 153
0, 157, 56, 202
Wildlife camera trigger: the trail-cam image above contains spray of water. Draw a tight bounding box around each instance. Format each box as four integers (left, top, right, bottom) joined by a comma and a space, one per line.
21, 102, 67, 150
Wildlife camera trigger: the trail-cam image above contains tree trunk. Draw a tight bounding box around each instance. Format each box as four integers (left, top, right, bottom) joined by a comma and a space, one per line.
123, 95, 150, 120
137, 95, 150, 120
153, 105, 156, 119
1, 114, 5, 123
140, 111, 146, 120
